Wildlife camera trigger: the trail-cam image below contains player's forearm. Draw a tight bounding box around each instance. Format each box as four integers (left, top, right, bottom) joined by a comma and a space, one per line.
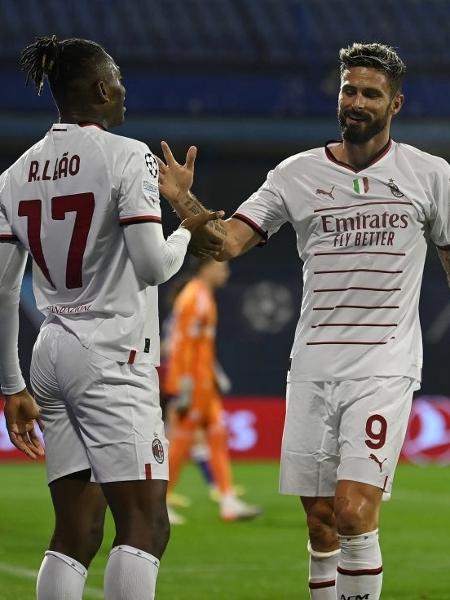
124, 223, 191, 286
0, 243, 27, 395
437, 247, 450, 288
170, 191, 227, 241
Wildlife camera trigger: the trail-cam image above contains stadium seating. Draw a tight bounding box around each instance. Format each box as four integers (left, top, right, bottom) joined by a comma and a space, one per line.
1, 0, 450, 116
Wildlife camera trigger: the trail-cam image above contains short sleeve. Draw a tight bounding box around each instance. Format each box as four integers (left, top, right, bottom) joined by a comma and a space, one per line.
118, 141, 162, 226
232, 166, 290, 241
0, 171, 17, 241
429, 160, 450, 249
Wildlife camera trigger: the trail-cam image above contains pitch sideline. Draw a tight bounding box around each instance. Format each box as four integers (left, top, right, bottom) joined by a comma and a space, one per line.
0, 561, 103, 598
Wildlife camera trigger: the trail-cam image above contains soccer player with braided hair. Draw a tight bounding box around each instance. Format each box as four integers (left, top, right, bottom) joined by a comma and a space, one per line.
0, 36, 221, 600
158, 42, 450, 599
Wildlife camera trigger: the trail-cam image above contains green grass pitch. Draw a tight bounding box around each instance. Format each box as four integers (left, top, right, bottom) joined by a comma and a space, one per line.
0, 461, 448, 599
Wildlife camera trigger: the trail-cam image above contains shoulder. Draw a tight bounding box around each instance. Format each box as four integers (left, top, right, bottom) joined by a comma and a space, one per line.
94, 130, 152, 157
395, 142, 449, 176
275, 146, 325, 177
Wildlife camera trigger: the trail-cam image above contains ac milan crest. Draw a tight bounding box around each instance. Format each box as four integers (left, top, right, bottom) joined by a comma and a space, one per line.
386, 178, 404, 198
152, 438, 164, 463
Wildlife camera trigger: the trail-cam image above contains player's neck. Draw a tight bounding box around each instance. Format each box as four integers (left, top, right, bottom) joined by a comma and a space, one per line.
58, 110, 109, 130
335, 131, 391, 171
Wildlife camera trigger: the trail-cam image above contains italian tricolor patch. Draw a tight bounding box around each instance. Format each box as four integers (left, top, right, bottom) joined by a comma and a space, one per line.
352, 177, 369, 194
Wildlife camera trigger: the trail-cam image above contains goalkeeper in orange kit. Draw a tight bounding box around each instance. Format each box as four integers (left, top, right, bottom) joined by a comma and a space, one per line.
163, 258, 261, 523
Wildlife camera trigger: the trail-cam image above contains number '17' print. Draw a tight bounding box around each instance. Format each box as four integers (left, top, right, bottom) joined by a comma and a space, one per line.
18, 193, 95, 289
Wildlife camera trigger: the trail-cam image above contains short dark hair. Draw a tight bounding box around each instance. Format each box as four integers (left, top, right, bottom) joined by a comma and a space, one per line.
339, 43, 406, 94
19, 35, 109, 99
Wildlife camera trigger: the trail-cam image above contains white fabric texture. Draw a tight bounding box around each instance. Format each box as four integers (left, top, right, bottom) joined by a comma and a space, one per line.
280, 376, 417, 497
0, 123, 189, 365
235, 140, 450, 383
104, 545, 159, 600
0, 241, 27, 394
336, 529, 383, 600
31, 321, 168, 484
123, 222, 190, 286
36, 550, 87, 600
308, 541, 340, 600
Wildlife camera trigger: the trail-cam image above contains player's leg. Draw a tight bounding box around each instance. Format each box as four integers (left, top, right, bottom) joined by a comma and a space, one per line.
334, 376, 417, 600
167, 413, 196, 492
66, 354, 172, 600
36, 472, 107, 599
300, 497, 340, 599
102, 479, 169, 600
31, 323, 106, 600
206, 397, 261, 521
280, 381, 341, 598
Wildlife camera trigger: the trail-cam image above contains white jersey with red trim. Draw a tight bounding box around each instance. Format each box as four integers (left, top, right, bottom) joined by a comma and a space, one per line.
234, 140, 450, 382
0, 123, 163, 364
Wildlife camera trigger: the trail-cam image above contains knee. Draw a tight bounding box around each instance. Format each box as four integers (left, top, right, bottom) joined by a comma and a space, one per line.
334, 492, 380, 535
120, 505, 171, 558
52, 518, 104, 567
305, 504, 337, 551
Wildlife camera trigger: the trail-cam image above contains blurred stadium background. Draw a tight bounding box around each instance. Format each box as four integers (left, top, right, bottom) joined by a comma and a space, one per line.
0, 1, 449, 598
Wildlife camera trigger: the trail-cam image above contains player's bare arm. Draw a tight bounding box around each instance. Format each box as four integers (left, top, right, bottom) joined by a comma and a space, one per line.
158, 141, 263, 259
437, 247, 450, 287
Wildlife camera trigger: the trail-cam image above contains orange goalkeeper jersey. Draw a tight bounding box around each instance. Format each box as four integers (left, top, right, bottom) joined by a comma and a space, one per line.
164, 278, 217, 397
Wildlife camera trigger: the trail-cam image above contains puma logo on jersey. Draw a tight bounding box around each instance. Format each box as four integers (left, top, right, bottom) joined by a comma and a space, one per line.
316, 185, 335, 199
369, 454, 387, 472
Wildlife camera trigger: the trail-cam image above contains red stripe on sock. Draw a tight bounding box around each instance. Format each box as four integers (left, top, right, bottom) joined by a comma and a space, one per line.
337, 566, 383, 576
309, 579, 336, 589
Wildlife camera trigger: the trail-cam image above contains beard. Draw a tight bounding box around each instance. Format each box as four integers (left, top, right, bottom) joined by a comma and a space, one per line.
338, 107, 389, 145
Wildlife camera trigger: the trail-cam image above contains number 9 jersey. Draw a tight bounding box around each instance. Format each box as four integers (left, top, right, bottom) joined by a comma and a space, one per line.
0, 123, 162, 365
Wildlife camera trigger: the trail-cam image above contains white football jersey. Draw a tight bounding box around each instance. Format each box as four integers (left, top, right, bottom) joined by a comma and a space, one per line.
234, 140, 450, 382
0, 123, 164, 364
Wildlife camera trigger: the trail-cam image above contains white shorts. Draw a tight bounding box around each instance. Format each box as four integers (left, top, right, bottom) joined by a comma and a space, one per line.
30, 321, 168, 484
279, 376, 419, 497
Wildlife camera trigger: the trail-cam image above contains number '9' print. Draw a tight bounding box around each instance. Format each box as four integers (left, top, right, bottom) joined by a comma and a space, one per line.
18, 193, 95, 289
365, 414, 388, 449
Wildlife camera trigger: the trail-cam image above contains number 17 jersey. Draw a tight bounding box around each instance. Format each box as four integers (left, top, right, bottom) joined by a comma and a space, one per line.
0, 123, 162, 364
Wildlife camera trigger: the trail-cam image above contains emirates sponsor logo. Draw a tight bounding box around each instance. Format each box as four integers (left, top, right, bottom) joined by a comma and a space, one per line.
320, 210, 409, 249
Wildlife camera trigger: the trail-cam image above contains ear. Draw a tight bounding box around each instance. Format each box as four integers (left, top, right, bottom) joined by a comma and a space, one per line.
95, 80, 109, 104
391, 93, 404, 116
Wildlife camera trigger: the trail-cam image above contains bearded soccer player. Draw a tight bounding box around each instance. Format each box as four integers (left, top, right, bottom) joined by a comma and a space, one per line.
0, 36, 220, 600
157, 43, 450, 600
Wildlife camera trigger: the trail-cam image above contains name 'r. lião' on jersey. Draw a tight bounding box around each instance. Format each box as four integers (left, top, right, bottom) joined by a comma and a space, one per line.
28, 152, 81, 182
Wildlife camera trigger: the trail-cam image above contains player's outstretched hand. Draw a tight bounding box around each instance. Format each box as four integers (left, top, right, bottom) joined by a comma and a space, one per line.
158, 141, 197, 205
4, 388, 44, 459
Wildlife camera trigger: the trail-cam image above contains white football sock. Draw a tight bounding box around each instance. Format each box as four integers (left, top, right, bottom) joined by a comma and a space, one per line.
336, 529, 383, 600
307, 540, 340, 599
36, 550, 87, 600
104, 545, 160, 600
